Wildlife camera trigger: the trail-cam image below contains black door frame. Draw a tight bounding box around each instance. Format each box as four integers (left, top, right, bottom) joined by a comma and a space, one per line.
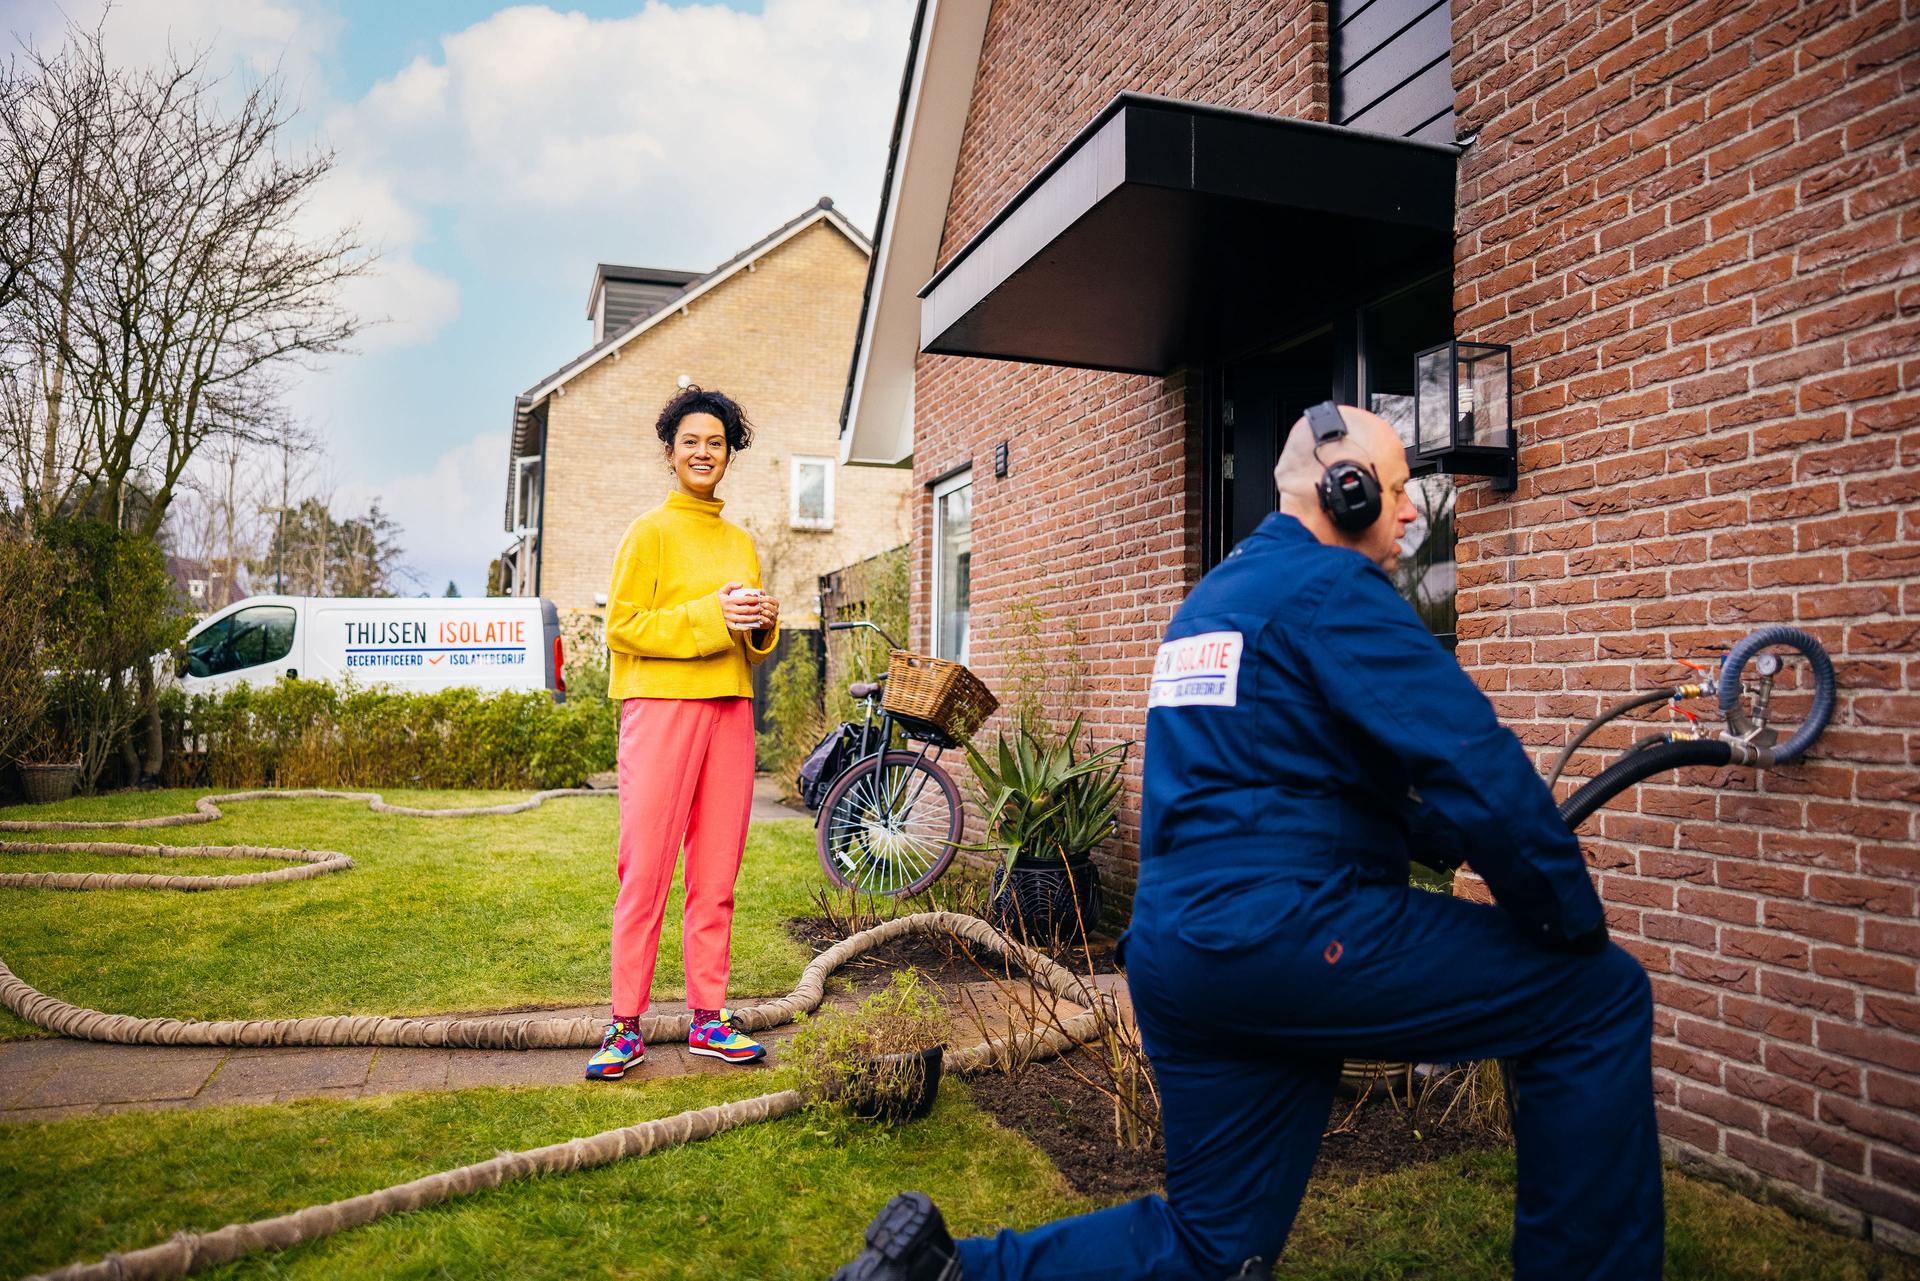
1198, 268, 1453, 572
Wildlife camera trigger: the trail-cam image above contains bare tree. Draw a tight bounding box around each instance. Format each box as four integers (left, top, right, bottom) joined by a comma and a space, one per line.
0, 24, 367, 535
0, 26, 114, 521
67, 53, 365, 536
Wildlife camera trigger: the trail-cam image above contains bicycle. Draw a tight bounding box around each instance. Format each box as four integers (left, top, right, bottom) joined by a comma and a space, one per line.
811, 620, 983, 897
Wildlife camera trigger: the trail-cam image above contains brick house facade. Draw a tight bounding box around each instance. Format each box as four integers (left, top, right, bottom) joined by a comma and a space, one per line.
503, 203, 912, 628
841, 0, 1918, 1250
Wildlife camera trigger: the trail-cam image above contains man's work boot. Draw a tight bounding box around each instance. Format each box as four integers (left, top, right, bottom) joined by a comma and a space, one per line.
829, 1191, 961, 1281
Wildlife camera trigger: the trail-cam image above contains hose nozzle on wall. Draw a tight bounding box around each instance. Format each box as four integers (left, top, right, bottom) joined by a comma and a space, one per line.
1557, 627, 1835, 831
1715, 625, 1835, 766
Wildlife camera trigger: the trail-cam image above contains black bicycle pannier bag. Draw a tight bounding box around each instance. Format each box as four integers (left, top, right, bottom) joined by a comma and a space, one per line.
797, 723, 860, 811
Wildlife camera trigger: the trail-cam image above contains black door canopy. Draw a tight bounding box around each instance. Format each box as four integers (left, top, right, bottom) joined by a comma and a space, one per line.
919, 93, 1458, 374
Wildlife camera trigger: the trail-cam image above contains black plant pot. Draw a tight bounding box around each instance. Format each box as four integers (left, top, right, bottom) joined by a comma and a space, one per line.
986, 853, 1104, 945
844, 1045, 945, 1123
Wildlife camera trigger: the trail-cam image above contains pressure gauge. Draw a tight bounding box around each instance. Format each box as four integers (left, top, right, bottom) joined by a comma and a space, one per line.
1753, 653, 1781, 677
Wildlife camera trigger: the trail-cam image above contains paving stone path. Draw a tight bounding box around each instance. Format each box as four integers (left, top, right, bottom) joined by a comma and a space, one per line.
0, 1000, 790, 1122
0, 978, 1130, 1123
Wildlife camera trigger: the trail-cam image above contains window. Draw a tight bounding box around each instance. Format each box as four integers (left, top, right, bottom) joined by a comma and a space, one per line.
932, 471, 972, 664
184, 606, 296, 677
513, 455, 542, 535
1361, 274, 1456, 646
791, 456, 834, 530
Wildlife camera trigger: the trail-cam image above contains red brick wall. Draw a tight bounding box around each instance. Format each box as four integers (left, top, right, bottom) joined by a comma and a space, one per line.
912, 1, 1328, 897
1449, 0, 1920, 1247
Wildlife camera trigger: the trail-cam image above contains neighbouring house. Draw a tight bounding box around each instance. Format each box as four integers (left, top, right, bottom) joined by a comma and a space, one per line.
840, 0, 1918, 1250
164, 554, 232, 615
500, 199, 914, 646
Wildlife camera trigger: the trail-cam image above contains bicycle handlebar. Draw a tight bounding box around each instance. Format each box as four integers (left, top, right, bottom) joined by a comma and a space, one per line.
828, 619, 903, 651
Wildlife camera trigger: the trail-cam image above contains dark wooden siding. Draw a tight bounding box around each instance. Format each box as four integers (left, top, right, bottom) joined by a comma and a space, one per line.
603, 280, 691, 337
1331, 0, 1454, 144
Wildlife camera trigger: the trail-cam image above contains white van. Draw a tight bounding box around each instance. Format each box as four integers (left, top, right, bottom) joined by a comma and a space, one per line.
178, 595, 567, 700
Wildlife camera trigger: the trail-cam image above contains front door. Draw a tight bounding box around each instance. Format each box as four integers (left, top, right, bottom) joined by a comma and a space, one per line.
1220, 326, 1342, 555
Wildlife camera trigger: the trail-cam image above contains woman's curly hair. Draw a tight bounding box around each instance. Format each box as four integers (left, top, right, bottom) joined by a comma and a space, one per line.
655, 385, 755, 452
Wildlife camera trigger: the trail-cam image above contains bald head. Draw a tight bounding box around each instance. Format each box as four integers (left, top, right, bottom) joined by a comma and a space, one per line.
1273, 404, 1417, 571
1273, 405, 1403, 503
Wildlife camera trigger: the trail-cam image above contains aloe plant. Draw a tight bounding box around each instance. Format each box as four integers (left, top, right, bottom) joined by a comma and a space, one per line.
963, 715, 1130, 875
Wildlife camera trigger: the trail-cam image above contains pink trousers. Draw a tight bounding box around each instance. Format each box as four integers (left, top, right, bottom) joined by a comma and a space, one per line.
612, 696, 756, 1017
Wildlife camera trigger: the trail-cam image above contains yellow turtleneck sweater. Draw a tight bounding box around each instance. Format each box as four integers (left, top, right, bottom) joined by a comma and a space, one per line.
604, 491, 778, 700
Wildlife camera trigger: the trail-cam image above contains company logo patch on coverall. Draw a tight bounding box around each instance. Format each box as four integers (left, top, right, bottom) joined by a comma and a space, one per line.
1149, 630, 1243, 707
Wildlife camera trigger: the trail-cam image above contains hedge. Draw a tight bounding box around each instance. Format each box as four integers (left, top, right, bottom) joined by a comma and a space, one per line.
160, 680, 618, 791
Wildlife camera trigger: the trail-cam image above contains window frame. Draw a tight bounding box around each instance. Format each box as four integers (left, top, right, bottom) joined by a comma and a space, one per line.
931, 468, 972, 664
513, 455, 542, 536
790, 455, 835, 531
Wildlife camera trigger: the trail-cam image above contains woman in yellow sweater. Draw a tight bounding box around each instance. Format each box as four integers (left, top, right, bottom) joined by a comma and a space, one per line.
585, 386, 780, 1080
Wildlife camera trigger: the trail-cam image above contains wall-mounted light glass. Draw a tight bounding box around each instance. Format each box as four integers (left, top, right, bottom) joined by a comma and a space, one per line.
1413, 340, 1517, 491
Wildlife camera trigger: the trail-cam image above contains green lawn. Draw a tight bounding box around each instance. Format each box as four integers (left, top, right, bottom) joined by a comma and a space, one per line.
0, 789, 820, 1038
0, 1078, 1909, 1281
0, 1074, 1094, 1280
1283, 1148, 1916, 1280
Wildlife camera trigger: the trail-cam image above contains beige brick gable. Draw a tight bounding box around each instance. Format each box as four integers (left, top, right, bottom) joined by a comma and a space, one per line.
534, 218, 910, 623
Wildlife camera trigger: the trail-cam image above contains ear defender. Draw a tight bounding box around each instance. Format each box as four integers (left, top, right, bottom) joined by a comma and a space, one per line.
1305, 401, 1382, 534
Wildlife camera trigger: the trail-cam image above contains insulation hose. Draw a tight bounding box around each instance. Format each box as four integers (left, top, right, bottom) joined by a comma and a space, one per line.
3, 790, 1111, 1281
1716, 625, 1836, 764
1556, 738, 1733, 831
1543, 689, 1673, 791
1557, 627, 1836, 831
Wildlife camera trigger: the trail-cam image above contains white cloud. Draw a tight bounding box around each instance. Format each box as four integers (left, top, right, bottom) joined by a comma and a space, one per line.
337, 431, 512, 596
331, 0, 910, 273
11, 0, 339, 100
338, 255, 463, 353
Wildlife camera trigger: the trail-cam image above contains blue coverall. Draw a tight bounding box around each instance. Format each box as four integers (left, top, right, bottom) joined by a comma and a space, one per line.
956, 512, 1662, 1281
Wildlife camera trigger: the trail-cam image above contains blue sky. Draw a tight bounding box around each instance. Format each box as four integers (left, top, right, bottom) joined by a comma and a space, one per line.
10, 0, 907, 594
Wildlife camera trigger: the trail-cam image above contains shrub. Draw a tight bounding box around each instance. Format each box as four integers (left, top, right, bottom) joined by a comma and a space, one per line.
162, 679, 617, 790
787, 967, 951, 1113
14, 519, 190, 789
0, 528, 64, 768
755, 642, 825, 796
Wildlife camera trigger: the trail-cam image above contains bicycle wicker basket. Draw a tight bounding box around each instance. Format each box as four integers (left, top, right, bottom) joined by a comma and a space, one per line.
882, 650, 998, 744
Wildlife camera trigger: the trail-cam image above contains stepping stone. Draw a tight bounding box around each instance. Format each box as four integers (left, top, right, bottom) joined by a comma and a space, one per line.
201, 1049, 373, 1105
16, 1044, 225, 1109
0, 1039, 77, 1109
365, 1048, 453, 1094
446, 1048, 595, 1090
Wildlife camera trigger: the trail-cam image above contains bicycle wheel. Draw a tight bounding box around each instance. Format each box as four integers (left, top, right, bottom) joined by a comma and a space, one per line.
816, 751, 963, 897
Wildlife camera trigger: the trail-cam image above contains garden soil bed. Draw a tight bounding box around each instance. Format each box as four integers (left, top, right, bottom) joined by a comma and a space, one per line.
789, 917, 1505, 1198
962, 1057, 1508, 1200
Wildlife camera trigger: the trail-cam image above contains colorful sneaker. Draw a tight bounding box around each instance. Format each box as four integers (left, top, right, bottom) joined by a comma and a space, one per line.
584, 1022, 644, 1080
830, 1192, 960, 1281
687, 1010, 766, 1064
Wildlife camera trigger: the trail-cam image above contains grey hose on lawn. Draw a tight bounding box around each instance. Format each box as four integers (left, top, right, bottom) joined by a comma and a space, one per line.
33, 1090, 808, 1281
4, 789, 1110, 1281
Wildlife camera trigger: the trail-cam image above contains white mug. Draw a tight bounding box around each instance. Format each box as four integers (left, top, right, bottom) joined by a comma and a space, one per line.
723, 586, 765, 631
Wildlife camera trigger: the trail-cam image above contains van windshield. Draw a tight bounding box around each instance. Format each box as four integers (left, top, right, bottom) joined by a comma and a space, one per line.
186, 606, 296, 677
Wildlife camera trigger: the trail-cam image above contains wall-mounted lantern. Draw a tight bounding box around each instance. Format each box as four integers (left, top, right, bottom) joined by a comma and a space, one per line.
1414, 340, 1517, 491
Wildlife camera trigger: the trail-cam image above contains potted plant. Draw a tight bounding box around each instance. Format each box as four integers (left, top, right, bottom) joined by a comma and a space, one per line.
965, 715, 1129, 944
788, 968, 952, 1123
